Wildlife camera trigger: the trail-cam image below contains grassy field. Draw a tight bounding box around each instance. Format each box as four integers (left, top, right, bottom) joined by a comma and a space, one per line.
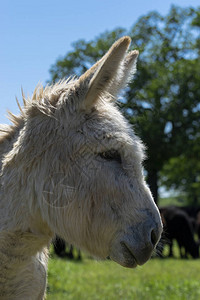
47, 254, 200, 300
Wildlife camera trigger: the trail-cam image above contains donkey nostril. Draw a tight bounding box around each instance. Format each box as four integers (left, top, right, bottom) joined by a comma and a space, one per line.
150, 229, 158, 247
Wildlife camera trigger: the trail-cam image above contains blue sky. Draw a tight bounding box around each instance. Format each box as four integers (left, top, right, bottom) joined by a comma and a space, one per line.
1, 0, 199, 124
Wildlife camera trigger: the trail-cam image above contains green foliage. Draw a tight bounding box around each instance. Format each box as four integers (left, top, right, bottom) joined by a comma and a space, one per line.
47, 257, 200, 299
48, 5, 200, 204
159, 195, 187, 207
125, 6, 200, 202
161, 150, 200, 205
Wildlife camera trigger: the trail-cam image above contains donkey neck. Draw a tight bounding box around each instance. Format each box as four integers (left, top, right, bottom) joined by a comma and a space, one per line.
0, 230, 50, 299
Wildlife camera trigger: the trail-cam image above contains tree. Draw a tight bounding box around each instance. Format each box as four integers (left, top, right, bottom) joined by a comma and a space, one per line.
123, 6, 200, 203
49, 6, 200, 204
161, 147, 200, 206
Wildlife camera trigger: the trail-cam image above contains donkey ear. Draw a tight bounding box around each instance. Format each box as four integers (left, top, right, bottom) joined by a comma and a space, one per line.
107, 50, 139, 97
78, 36, 131, 109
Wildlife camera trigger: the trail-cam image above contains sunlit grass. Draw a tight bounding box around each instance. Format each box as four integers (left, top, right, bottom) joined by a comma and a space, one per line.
47, 255, 200, 300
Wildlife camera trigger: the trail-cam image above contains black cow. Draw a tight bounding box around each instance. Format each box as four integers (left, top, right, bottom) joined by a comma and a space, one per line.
159, 206, 199, 259
177, 206, 200, 239
196, 211, 200, 240
53, 235, 82, 260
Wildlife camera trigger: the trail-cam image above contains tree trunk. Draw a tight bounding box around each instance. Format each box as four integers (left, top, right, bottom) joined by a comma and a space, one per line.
147, 169, 159, 205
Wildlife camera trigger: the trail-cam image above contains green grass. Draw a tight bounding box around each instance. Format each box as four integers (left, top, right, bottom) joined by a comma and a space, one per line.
47, 255, 200, 300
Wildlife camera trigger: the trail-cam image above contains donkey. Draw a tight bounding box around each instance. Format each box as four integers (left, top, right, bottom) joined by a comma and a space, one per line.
0, 36, 162, 299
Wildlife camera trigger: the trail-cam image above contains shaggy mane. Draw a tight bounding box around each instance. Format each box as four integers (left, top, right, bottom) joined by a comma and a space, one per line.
0, 78, 77, 144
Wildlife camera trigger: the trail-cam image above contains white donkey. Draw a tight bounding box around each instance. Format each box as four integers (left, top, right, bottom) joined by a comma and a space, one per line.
0, 36, 162, 299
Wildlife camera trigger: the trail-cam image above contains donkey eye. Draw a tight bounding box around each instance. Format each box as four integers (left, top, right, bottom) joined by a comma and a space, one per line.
99, 150, 122, 163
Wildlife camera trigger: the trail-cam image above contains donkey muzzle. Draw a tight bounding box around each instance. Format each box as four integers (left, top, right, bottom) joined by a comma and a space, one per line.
110, 220, 162, 268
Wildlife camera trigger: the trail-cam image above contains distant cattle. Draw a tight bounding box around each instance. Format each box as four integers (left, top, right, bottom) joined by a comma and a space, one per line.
196, 211, 200, 240
159, 206, 199, 259
53, 235, 82, 260
177, 206, 200, 239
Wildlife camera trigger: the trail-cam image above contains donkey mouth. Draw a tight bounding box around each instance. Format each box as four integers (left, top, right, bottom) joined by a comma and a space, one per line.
119, 241, 138, 268
109, 242, 138, 268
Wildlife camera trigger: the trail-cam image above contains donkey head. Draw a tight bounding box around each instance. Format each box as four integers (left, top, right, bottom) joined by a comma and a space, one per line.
2, 37, 162, 268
